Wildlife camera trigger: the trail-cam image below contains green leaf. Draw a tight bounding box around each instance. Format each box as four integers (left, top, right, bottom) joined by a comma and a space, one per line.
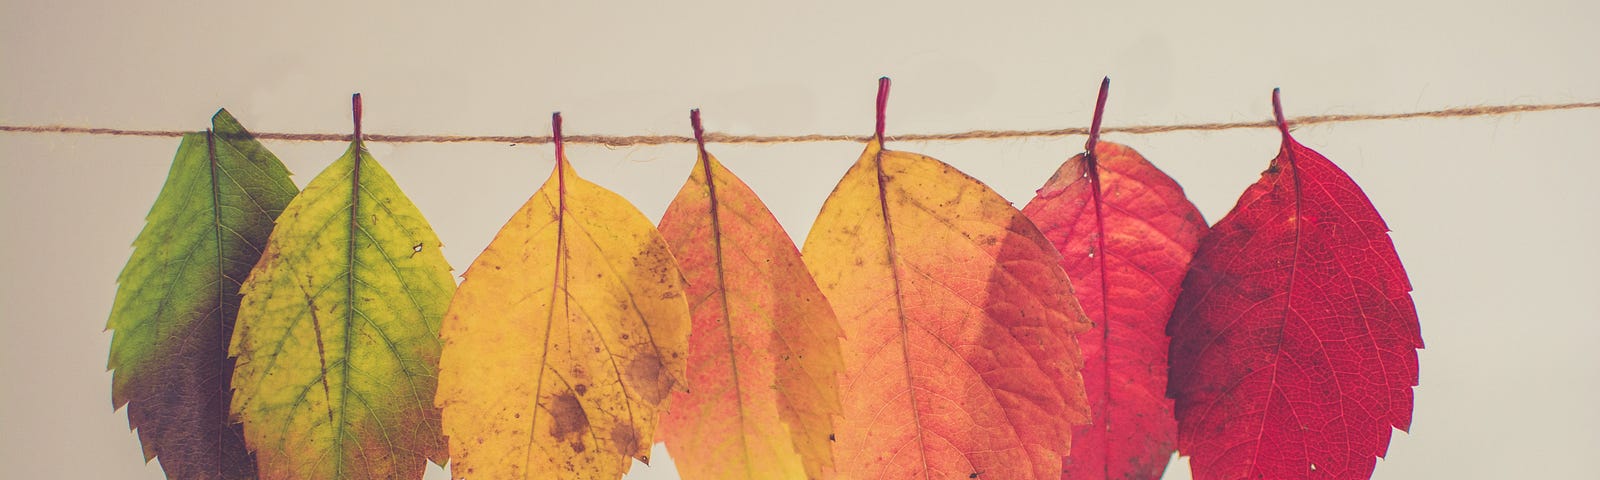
107, 109, 297, 480
229, 137, 454, 480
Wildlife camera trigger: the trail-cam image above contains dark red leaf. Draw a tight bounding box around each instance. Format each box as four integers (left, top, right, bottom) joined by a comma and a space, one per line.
1167, 90, 1423, 479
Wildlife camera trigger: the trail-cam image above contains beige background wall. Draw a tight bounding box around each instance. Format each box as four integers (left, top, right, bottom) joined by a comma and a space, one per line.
4, 1, 1598, 478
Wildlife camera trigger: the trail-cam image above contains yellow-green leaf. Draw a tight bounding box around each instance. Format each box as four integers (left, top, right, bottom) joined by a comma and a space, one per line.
436, 119, 691, 480
108, 110, 296, 480
229, 132, 455, 480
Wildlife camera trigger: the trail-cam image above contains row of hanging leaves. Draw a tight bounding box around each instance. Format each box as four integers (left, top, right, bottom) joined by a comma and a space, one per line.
106, 78, 1422, 480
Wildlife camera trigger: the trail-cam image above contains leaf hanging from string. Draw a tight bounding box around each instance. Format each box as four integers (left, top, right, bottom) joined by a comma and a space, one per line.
1167, 90, 1423, 480
1021, 79, 1205, 480
802, 79, 1092, 480
229, 95, 455, 480
108, 110, 297, 480
657, 110, 844, 480
435, 113, 692, 480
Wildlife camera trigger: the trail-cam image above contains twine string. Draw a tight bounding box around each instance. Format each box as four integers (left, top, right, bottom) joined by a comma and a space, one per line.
2, 101, 1596, 147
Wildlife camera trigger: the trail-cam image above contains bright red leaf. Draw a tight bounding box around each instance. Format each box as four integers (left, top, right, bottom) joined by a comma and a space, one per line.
1167, 90, 1423, 480
1022, 79, 1205, 480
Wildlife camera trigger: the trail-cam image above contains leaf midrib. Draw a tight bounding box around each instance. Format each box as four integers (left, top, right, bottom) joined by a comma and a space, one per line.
872, 149, 931, 480
700, 157, 757, 479
207, 130, 236, 471
1086, 153, 1114, 477
1251, 144, 1309, 476
333, 147, 362, 478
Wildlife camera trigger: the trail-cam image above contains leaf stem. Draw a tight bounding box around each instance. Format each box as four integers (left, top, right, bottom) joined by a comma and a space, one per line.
552, 112, 565, 168
690, 108, 707, 158
1272, 88, 1291, 141
875, 77, 891, 143
352, 93, 363, 142
1085, 77, 1110, 155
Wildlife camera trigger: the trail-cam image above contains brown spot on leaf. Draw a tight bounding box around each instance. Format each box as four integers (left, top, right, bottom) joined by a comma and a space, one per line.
612, 423, 641, 457
570, 441, 586, 453
626, 352, 673, 404
548, 393, 588, 439
661, 291, 680, 299
574, 384, 588, 396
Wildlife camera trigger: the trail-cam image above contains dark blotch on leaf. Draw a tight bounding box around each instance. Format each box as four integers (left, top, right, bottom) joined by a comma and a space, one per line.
626, 352, 672, 404
612, 423, 641, 457
548, 393, 588, 439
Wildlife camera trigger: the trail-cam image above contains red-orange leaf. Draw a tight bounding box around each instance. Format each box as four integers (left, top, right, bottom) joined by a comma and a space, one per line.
802, 79, 1092, 480
1022, 79, 1205, 480
657, 111, 844, 480
1167, 90, 1423, 479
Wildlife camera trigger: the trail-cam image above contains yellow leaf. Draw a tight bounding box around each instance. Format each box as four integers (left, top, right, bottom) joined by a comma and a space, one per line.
436, 116, 691, 480
657, 113, 844, 480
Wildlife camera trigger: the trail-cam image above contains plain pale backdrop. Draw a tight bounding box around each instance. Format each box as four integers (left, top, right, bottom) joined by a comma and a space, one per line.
3, 1, 1598, 478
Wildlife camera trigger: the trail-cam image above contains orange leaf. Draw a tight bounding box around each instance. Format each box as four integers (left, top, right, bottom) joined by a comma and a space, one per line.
658, 111, 844, 480
801, 79, 1092, 480
435, 114, 691, 479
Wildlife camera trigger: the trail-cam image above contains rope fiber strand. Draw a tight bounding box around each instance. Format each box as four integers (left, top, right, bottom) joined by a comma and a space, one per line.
4, 101, 1596, 147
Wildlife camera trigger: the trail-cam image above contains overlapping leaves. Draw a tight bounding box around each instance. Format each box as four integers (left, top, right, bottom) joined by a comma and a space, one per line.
109, 85, 1419, 480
